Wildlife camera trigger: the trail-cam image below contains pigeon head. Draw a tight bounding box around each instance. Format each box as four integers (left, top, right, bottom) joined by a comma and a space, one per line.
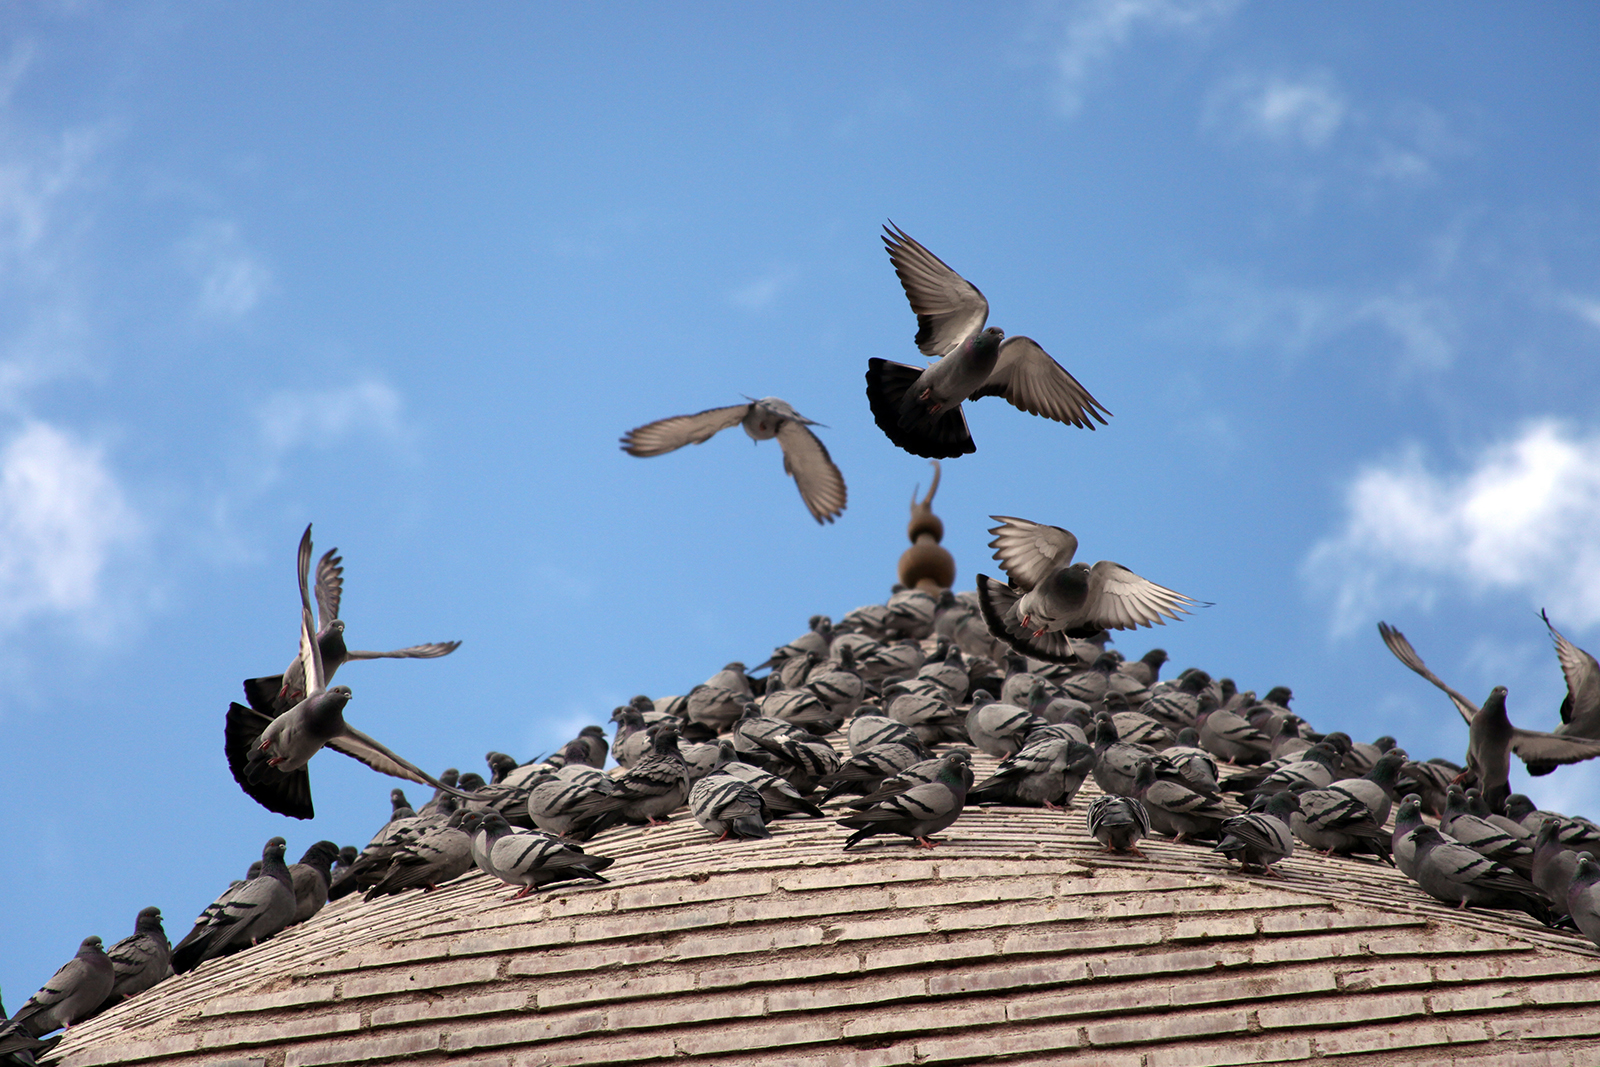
298, 840, 341, 870
1572, 855, 1600, 894
135, 906, 164, 932
1504, 794, 1537, 821
1263, 686, 1293, 706
79, 936, 105, 953
579, 726, 606, 740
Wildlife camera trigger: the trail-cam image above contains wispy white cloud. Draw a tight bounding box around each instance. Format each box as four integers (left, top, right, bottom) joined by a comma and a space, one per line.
0, 420, 142, 632
180, 218, 272, 320
1203, 70, 1348, 149
728, 267, 797, 312
1559, 292, 1600, 332
1047, 0, 1241, 116
1305, 420, 1600, 633
1171, 268, 1456, 373
258, 378, 407, 457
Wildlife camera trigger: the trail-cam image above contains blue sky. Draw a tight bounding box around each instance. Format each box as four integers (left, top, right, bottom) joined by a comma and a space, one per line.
4, 1, 1599, 1004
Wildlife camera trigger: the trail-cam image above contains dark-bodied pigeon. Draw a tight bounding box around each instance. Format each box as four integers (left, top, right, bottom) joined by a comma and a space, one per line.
363, 811, 476, 899
1406, 822, 1554, 925
287, 841, 341, 924
1214, 793, 1300, 875
0, 937, 113, 1053
620, 396, 847, 524
1378, 621, 1600, 810
688, 772, 771, 841
1086, 795, 1151, 855
1132, 757, 1232, 843
243, 541, 459, 717
977, 516, 1198, 663
226, 526, 476, 819
171, 838, 296, 974
1564, 854, 1600, 948
866, 222, 1110, 458
837, 752, 973, 849
94, 907, 171, 1015
969, 737, 1096, 810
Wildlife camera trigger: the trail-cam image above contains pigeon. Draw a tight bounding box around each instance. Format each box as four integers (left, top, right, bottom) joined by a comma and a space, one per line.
1405, 822, 1554, 924
1391, 794, 1429, 875
837, 752, 973, 849
1213, 793, 1300, 875
815, 738, 930, 803
1091, 712, 1157, 798
171, 838, 297, 974
688, 772, 772, 841
1197, 706, 1272, 766
475, 812, 614, 898
1326, 749, 1408, 827
242, 541, 460, 716
1377, 621, 1600, 809
526, 764, 621, 840
965, 694, 1043, 758
94, 907, 172, 1014
620, 396, 847, 524
976, 516, 1198, 663
1085, 795, 1151, 855
847, 708, 919, 754
1289, 786, 1393, 863
566, 727, 690, 826
1539, 609, 1600, 750
363, 811, 477, 899
1564, 855, 1600, 948
0, 937, 113, 1053
866, 222, 1110, 458
715, 746, 827, 819
226, 525, 476, 819
968, 737, 1096, 809
1505, 794, 1600, 852
1439, 786, 1535, 876
287, 841, 341, 924
1531, 821, 1584, 918
1132, 757, 1233, 843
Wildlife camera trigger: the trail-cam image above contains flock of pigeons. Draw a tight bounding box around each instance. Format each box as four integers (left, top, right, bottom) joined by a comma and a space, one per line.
8, 223, 1600, 1061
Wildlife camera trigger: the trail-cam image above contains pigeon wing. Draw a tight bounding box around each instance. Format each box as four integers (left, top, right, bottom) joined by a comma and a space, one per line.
775, 419, 847, 524
619, 404, 750, 456
327, 727, 477, 798
1377, 622, 1478, 726
1085, 560, 1198, 631
1506, 727, 1600, 768
295, 525, 325, 695
974, 336, 1111, 429
314, 548, 344, 630
881, 222, 988, 357
344, 640, 462, 661
1543, 609, 1600, 733
986, 515, 1078, 590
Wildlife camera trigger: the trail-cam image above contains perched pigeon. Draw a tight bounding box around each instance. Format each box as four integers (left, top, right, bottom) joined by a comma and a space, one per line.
171, 838, 297, 974
977, 516, 1197, 663
1289, 787, 1392, 863
1531, 821, 1583, 918
1214, 793, 1300, 875
1440, 786, 1534, 876
242, 541, 460, 717
226, 526, 475, 819
1091, 712, 1157, 798
1378, 621, 1600, 810
688, 772, 771, 841
1085, 795, 1151, 855
620, 397, 847, 524
866, 222, 1110, 458
0, 937, 113, 1053
1132, 758, 1232, 843
363, 811, 476, 899
1405, 822, 1553, 924
526, 764, 620, 840
94, 907, 171, 1015
968, 737, 1095, 809
716, 746, 827, 819
837, 752, 973, 849
815, 738, 930, 803
1564, 855, 1600, 949
965, 694, 1043, 758
287, 841, 340, 925
566, 727, 690, 827
475, 813, 614, 898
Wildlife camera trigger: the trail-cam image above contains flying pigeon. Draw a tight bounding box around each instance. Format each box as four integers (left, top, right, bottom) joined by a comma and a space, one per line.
866, 222, 1111, 458
242, 541, 460, 717
976, 516, 1198, 663
171, 838, 297, 974
1539, 608, 1600, 750
620, 396, 847, 524
1377, 621, 1600, 810
225, 525, 477, 819
0, 937, 113, 1054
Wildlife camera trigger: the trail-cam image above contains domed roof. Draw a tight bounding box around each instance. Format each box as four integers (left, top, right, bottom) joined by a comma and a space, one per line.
50, 741, 1600, 1067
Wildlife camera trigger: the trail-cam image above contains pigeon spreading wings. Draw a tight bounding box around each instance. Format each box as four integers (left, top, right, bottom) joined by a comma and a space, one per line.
976, 515, 1199, 664
1543, 609, 1600, 739
865, 222, 1110, 458
226, 525, 477, 819
242, 541, 461, 717
620, 396, 847, 524
1377, 621, 1600, 800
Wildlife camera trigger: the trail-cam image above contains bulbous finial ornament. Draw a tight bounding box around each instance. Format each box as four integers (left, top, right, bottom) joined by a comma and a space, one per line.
898, 461, 956, 591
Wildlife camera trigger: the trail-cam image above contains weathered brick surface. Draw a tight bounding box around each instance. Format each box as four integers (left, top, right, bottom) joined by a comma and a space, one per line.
47, 732, 1600, 1067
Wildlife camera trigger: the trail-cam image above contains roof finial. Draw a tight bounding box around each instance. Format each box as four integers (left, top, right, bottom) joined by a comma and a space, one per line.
898, 461, 955, 591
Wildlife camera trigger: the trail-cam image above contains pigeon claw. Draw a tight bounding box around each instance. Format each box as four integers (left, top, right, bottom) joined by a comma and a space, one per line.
914, 836, 940, 849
